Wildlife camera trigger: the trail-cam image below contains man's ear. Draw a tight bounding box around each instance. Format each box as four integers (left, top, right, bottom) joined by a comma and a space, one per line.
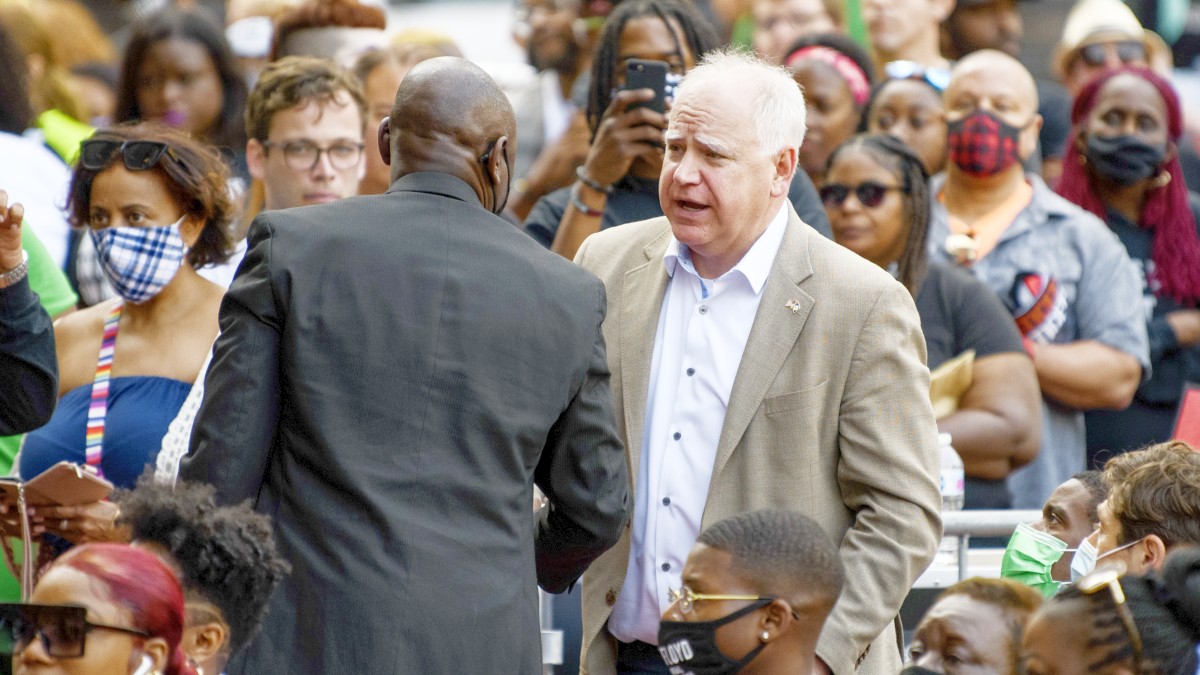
181, 620, 230, 666
377, 117, 392, 167
771, 147, 797, 197
1143, 534, 1168, 571
490, 136, 511, 184
246, 139, 266, 181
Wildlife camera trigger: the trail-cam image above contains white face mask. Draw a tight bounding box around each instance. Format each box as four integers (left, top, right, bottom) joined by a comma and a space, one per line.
1070, 536, 1098, 581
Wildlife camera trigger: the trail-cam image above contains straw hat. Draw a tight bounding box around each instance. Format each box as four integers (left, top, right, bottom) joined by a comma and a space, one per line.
1052, 0, 1172, 79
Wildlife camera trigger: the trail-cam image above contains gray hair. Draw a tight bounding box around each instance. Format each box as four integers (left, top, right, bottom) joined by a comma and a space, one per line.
670, 48, 807, 156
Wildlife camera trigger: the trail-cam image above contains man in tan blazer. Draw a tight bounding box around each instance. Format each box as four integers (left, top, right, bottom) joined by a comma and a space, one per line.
574, 49, 942, 675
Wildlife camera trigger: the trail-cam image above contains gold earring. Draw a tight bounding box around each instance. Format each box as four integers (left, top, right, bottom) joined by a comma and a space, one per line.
1152, 171, 1172, 189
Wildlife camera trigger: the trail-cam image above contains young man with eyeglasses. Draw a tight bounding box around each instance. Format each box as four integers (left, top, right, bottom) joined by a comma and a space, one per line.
244, 55, 367, 218
656, 510, 843, 675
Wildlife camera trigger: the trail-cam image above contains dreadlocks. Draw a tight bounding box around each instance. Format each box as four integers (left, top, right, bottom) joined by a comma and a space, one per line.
585, 0, 719, 140
825, 133, 930, 295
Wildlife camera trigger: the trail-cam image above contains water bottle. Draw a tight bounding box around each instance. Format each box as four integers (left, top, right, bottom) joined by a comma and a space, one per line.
937, 432, 965, 567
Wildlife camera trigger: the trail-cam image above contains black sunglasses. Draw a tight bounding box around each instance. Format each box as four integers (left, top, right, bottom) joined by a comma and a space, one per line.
0, 603, 151, 659
79, 140, 175, 172
1079, 41, 1147, 67
819, 182, 907, 208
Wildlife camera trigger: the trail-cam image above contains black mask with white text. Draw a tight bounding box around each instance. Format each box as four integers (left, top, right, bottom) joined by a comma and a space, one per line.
657, 600, 771, 675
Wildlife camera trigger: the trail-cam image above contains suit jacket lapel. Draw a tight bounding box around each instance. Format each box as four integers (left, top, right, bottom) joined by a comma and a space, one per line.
709, 208, 815, 492
620, 229, 672, 488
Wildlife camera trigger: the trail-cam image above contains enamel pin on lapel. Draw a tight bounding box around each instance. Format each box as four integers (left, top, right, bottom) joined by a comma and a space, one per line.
785, 299, 801, 314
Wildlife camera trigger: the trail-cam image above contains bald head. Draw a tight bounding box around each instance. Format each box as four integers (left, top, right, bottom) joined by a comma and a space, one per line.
949, 49, 1038, 111
379, 57, 516, 205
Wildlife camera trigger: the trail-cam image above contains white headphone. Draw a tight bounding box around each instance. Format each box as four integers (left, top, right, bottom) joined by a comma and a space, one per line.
132, 654, 154, 675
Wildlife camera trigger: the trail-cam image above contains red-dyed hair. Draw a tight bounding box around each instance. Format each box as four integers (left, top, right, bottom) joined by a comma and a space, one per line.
54, 543, 195, 675
1055, 66, 1200, 304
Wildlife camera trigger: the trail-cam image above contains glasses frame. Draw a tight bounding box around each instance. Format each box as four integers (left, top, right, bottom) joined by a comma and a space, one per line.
1078, 41, 1147, 68
260, 139, 366, 172
0, 603, 152, 659
819, 182, 908, 208
1076, 567, 1144, 672
667, 587, 801, 620
79, 140, 175, 172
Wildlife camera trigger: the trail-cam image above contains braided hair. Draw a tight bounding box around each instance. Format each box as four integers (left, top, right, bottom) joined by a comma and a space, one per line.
1055, 66, 1200, 305
585, 0, 719, 140
825, 133, 930, 294
1044, 548, 1200, 674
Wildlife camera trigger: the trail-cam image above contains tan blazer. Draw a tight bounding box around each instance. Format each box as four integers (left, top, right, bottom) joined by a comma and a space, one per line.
574, 206, 943, 675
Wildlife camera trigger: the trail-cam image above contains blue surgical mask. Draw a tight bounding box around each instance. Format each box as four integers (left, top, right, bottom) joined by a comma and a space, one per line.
1070, 536, 1098, 581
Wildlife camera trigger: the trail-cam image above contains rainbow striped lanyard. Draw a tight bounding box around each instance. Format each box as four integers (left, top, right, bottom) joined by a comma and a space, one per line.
84, 302, 122, 475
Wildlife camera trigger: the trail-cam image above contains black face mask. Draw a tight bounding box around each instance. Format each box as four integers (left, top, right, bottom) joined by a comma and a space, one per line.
899, 665, 943, 675
657, 600, 771, 675
1084, 134, 1167, 186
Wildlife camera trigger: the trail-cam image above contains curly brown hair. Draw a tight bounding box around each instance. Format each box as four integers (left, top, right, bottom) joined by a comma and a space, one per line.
66, 122, 236, 270
1104, 441, 1200, 548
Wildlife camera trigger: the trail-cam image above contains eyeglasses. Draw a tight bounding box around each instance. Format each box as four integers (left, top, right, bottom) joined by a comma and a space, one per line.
80, 140, 175, 172
1078, 41, 1147, 68
667, 587, 801, 619
883, 60, 951, 92
0, 603, 151, 659
1077, 567, 1143, 671
819, 182, 907, 208
261, 139, 365, 172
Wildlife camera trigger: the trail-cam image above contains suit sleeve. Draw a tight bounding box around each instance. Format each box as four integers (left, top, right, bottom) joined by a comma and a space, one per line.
180, 215, 283, 505
0, 278, 57, 435
534, 277, 630, 593
817, 282, 942, 674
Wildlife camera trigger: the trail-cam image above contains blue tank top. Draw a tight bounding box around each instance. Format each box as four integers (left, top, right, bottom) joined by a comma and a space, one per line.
20, 377, 191, 488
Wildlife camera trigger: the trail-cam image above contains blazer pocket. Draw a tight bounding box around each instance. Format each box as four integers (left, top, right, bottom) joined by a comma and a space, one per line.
763, 380, 829, 416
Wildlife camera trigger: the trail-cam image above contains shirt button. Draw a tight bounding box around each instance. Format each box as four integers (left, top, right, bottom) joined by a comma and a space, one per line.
661, 562, 671, 572
673, 432, 681, 441
698, 305, 708, 315
686, 368, 695, 376
662, 497, 671, 506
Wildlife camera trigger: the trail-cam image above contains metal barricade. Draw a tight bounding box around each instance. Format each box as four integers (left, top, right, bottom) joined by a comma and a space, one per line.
942, 509, 1040, 581
540, 589, 564, 674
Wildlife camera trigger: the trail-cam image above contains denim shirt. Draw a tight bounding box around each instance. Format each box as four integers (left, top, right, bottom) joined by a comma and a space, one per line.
928, 173, 1150, 508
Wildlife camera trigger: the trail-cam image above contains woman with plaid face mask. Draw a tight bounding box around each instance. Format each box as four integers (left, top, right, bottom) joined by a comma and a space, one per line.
4, 123, 235, 557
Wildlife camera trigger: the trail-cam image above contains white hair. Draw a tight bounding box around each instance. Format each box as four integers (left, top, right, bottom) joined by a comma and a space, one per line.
670, 48, 807, 156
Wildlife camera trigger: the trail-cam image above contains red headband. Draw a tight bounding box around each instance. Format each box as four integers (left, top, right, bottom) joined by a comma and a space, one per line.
786, 45, 871, 107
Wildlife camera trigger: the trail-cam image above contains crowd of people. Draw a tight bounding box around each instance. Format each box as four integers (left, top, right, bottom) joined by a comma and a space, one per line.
0, 0, 1198, 672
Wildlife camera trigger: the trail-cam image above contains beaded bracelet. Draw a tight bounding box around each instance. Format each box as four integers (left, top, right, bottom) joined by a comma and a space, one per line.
575, 166, 613, 194
569, 183, 605, 217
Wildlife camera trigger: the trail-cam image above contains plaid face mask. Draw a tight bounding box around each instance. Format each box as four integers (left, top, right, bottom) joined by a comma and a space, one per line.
90, 215, 190, 304
946, 109, 1024, 177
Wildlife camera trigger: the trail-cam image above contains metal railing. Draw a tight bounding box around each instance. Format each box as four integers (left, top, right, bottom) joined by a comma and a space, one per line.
942, 509, 1039, 580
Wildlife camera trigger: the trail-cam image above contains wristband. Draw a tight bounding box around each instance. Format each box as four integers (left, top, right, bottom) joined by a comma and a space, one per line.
575, 166, 613, 194
569, 184, 605, 217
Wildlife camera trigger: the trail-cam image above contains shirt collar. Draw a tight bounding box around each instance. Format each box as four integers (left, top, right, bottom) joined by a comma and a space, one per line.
663, 201, 789, 294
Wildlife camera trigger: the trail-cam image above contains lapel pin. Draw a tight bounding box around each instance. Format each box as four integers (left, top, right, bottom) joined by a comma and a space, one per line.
785, 299, 801, 314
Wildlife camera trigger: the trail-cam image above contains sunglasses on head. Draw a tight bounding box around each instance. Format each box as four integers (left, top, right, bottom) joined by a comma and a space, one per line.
819, 181, 907, 208
1078, 40, 1147, 67
0, 603, 151, 659
80, 139, 175, 172
883, 60, 951, 92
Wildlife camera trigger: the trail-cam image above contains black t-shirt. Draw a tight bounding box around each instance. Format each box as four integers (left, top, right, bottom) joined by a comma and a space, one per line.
916, 263, 1027, 510
522, 169, 833, 247
916, 263, 1026, 370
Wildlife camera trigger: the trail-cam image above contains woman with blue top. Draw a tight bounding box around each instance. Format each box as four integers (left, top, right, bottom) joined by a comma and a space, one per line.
15, 122, 234, 544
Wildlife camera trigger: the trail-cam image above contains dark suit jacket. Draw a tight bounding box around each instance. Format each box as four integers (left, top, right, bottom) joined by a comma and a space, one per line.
0, 277, 57, 435
181, 172, 630, 674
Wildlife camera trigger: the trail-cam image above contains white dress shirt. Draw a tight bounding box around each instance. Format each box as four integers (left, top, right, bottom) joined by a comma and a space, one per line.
608, 203, 789, 645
